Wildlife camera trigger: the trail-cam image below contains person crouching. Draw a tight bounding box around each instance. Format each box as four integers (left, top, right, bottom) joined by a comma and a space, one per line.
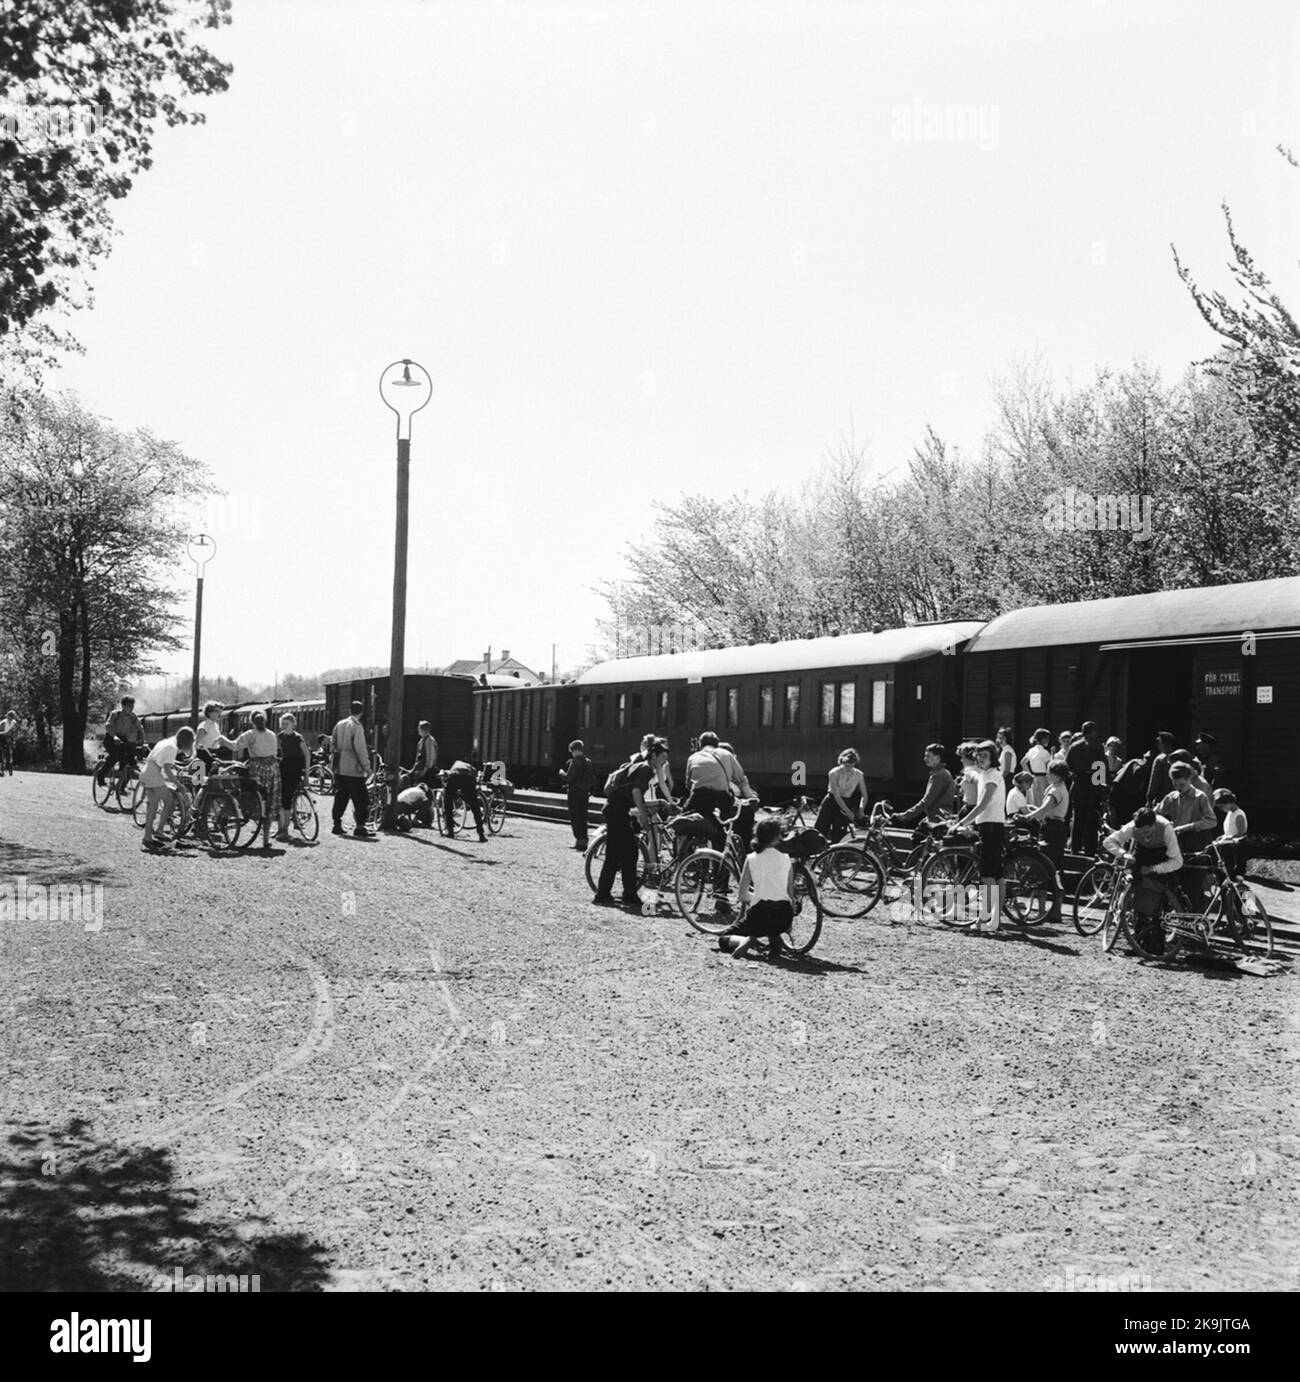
717, 817, 795, 962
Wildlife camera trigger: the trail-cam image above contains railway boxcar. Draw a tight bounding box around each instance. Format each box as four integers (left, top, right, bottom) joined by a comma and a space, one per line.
473, 683, 580, 787
572, 621, 983, 799
960, 575, 1300, 836
323, 674, 474, 768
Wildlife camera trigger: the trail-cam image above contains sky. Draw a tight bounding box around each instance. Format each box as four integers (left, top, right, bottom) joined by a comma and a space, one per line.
45, 0, 1300, 693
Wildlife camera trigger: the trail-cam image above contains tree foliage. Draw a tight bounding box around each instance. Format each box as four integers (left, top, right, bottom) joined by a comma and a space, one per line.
0, 0, 232, 369
0, 388, 216, 767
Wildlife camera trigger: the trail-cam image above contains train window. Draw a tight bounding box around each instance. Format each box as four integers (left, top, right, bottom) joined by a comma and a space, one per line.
725, 687, 738, 729
544, 698, 555, 734
616, 693, 626, 729
783, 682, 800, 728
758, 684, 773, 728
871, 679, 890, 725
705, 687, 718, 728
595, 695, 605, 728
656, 690, 669, 727
819, 682, 835, 728
580, 696, 591, 728
838, 681, 855, 727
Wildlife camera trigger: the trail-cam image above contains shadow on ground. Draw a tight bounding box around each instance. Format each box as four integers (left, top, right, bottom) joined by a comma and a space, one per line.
0, 1119, 331, 1291
0, 841, 117, 888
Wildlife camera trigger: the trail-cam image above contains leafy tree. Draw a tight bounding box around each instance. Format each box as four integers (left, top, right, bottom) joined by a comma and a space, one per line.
0, 0, 232, 367
0, 388, 215, 767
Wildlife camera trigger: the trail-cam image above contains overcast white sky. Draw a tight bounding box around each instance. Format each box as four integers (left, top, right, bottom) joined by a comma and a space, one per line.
49, 0, 1300, 692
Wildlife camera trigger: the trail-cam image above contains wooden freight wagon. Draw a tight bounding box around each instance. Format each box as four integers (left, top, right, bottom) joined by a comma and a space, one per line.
473, 683, 579, 788
961, 576, 1300, 836
572, 621, 982, 799
324, 674, 474, 769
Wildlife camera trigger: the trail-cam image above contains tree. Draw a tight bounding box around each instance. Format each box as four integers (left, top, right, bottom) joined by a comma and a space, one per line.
0, 389, 215, 768
0, 0, 232, 367
1172, 144, 1300, 485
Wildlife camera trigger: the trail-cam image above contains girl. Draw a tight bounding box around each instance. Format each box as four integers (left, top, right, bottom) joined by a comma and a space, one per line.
813, 748, 867, 843
235, 709, 280, 850
718, 817, 795, 962
996, 727, 1016, 788
955, 740, 1007, 933
276, 712, 309, 841
1024, 761, 1070, 878
1021, 729, 1052, 807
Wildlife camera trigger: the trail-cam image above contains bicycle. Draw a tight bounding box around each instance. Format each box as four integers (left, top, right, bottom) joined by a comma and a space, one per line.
1072, 853, 1124, 937
308, 754, 334, 796
671, 802, 825, 955
92, 743, 146, 809
583, 805, 681, 895
131, 760, 251, 854
1107, 842, 1273, 962
802, 820, 888, 920
481, 773, 510, 835
917, 821, 1061, 929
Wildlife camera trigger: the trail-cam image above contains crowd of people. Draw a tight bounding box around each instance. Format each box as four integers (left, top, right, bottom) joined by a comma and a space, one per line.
564, 720, 1252, 947
94, 695, 494, 851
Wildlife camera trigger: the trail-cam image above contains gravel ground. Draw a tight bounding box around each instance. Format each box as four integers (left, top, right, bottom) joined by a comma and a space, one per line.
1, 772, 1296, 1292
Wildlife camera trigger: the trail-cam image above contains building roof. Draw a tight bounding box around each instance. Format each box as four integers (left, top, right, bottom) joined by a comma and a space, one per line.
965, 577, 1300, 653
445, 656, 540, 682
575, 622, 985, 686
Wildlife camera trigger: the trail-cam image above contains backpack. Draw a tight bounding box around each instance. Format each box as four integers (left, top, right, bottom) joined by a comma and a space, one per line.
604, 760, 634, 795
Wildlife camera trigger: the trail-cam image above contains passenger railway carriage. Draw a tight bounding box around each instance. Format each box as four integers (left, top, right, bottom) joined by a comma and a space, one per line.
323, 674, 474, 768
960, 576, 1300, 836
471, 576, 1300, 834
476, 622, 982, 797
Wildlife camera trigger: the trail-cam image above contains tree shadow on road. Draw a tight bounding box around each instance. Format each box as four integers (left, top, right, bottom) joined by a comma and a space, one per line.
0, 841, 117, 889
0, 1118, 332, 1291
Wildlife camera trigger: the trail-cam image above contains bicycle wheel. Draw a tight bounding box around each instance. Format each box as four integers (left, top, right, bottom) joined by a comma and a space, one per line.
200, 787, 244, 853
918, 849, 981, 927
674, 850, 738, 933
1128, 894, 1175, 960
367, 783, 386, 831
1002, 849, 1060, 928
1233, 884, 1273, 959
783, 863, 823, 955
231, 779, 267, 851
129, 778, 147, 828
584, 832, 607, 891
1101, 876, 1131, 952
91, 764, 112, 807
1072, 862, 1114, 937
814, 844, 886, 919
487, 792, 507, 835
291, 788, 319, 842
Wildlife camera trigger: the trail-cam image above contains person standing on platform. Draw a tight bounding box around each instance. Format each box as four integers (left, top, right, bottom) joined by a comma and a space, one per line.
1066, 720, 1107, 856
559, 739, 599, 851
331, 701, 373, 838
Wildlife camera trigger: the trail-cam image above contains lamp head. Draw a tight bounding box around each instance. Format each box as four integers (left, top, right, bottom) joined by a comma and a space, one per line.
187, 533, 216, 575
379, 357, 433, 440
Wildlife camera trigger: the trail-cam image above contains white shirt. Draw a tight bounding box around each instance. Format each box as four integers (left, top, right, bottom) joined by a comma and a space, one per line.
1023, 744, 1051, 775
1006, 786, 1030, 816
742, 847, 792, 904
1104, 817, 1183, 874
333, 717, 372, 777
195, 718, 232, 752
1218, 807, 1247, 841
140, 737, 181, 789
236, 727, 278, 758
966, 767, 1006, 825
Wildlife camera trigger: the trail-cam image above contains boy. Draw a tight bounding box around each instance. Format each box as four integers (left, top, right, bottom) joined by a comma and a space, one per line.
141, 726, 196, 851
1212, 787, 1248, 877
1005, 771, 1034, 819
395, 780, 433, 828
559, 739, 598, 850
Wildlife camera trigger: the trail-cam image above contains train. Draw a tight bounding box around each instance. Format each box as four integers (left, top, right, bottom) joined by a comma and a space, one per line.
473, 576, 1300, 835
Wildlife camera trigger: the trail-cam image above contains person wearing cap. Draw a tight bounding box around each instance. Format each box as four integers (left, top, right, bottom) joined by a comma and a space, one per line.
1159, 762, 1217, 907
1145, 731, 1180, 807
1005, 770, 1034, 819
1192, 732, 1222, 788
559, 739, 599, 851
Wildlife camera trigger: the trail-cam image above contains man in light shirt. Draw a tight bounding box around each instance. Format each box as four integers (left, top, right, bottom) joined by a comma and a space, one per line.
684, 730, 753, 851
1103, 806, 1183, 922
331, 700, 373, 837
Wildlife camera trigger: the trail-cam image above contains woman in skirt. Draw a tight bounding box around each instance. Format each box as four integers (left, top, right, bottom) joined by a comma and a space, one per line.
717, 817, 796, 962
235, 709, 280, 849
276, 711, 309, 841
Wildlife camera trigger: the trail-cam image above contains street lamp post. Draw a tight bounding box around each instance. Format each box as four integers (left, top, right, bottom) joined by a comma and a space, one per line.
187, 534, 216, 728
378, 358, 432, 829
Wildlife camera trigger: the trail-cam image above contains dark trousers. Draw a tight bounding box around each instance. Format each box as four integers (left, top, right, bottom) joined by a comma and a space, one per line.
567, 790, 590, 844
98, 737, 133, 783
683, 786, 732, 851
596, 805, 640, 899
1070, 790, 1100, 856
1041, 817, 1068, 872
332, 773, 369, 828
444, 773, 485, 835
